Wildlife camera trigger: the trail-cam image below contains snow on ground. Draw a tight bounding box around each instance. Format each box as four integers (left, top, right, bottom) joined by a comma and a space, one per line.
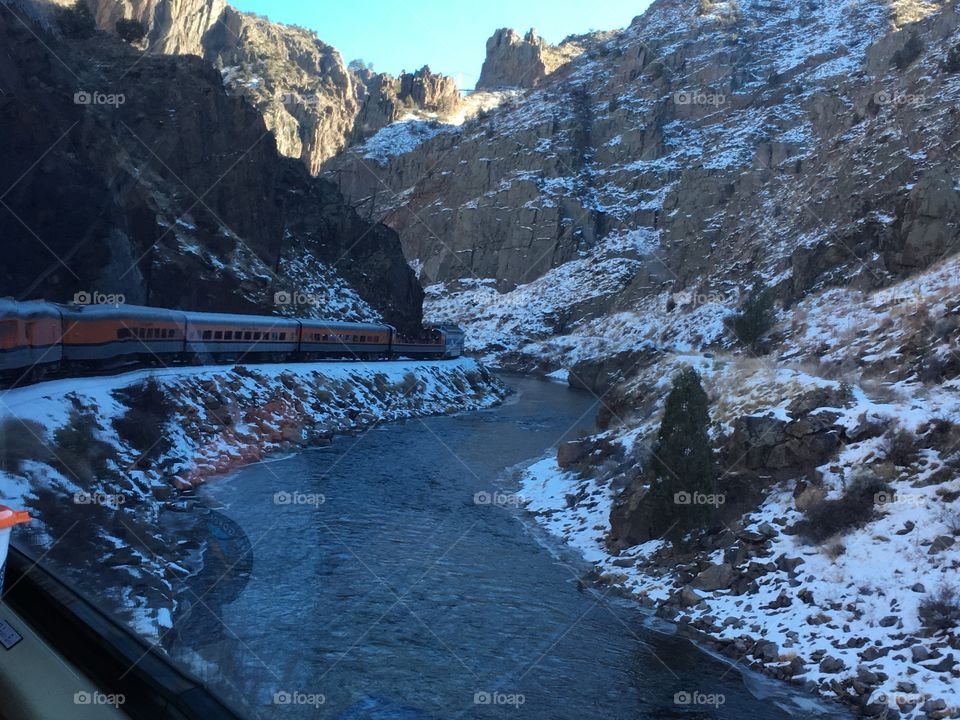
502, 253, 960, 717
355, 91, 519, 166
424, 228, 667, 363
519, 352, 960, 717
359, 118, 455, 166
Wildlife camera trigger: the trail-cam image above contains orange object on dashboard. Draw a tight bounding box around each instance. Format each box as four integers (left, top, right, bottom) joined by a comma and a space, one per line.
0, 506, 30, 529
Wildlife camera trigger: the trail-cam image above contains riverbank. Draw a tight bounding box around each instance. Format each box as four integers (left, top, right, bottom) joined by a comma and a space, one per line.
0, 358, 506, 636
518, 354, 960, 720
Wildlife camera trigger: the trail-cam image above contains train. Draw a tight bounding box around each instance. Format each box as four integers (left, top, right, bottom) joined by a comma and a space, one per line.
0, 299, 466, 385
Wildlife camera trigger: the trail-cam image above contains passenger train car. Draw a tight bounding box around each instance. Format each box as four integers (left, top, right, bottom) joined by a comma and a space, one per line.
0, 299, 466, 385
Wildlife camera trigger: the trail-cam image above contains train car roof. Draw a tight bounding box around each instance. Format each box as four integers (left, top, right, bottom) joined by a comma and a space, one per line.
181, 311, 300, 327
58, 303, 187, 321
297, 319, 392, 332
0, 298, 62, 318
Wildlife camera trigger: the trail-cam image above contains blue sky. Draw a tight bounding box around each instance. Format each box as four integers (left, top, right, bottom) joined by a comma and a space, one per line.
228, 0, 649, 88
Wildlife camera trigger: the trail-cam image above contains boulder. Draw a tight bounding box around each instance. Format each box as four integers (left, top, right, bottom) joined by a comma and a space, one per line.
691, 563, 735, 591
847, 413, 890, 442
557, 440, 590, 469
786, 656, 807, 677
776, 554, 805, 574
892, 166, 960, 271
856, 665, 882, 685
758, 522, 778, 538
819, 656, 845, 673
727, 412, 841, 472
786, 386, 854, 419
765, 590, 793, 609
728, 415, 787, 469
678, 586, 704, 607
754, 641, 779, 663
785, 411, 842, 438
928, 535, 956, 553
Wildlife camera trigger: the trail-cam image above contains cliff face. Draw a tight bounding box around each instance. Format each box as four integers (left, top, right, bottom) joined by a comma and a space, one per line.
329, 0, 958, 306
475, 27, 585, 90
350, 65, 461, 145
83, 0, 225, 55
0, 1, 423, 331
71, 0, 462, 174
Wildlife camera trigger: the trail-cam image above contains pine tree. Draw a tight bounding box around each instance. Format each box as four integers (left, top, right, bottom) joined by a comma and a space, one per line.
115, 18, 147, 43
728, 278, 775, 350
647, 366, 714, 536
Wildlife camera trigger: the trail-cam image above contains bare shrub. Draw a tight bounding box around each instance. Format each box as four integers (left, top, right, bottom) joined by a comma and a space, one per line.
825, 543, 846, 559
0, 418, 51, 472
883, 427, 920, 467
112, 379, 175, 466
397, 372, 424, 396
53, 410, 114, 484
918, 585, 960, 631
793, 473, 888, 544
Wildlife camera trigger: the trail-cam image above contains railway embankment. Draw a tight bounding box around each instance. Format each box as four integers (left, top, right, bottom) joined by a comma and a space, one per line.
0, 358, 506, 635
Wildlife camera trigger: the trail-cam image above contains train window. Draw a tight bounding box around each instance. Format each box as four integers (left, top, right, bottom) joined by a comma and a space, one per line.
145, 329, 153, 339
214, 331, 223, 340
202, 330, 212, 340
224, 331, 233, 340
321, 334, 327, 341
117, 328, 131, 339
279, 332, 286, 341
252, 332, 261, 341
241, 331, 250, 340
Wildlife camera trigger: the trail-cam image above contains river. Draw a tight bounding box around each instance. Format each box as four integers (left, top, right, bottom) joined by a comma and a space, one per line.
164, 375, 847, 719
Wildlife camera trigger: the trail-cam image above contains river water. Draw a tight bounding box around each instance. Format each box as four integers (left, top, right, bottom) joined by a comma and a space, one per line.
166, 376, 847, 720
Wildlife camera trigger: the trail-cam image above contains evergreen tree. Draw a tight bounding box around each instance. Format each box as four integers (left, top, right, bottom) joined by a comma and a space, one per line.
116, 18, 147, 43
728, 278, 775, 350
647, 367, 715, 536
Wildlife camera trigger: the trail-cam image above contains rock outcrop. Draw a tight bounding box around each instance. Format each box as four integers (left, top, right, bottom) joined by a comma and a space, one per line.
350, 65, 461, 145
475, 27, 584, 90
0, 1, 423, 331
67, 0, 461, 173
